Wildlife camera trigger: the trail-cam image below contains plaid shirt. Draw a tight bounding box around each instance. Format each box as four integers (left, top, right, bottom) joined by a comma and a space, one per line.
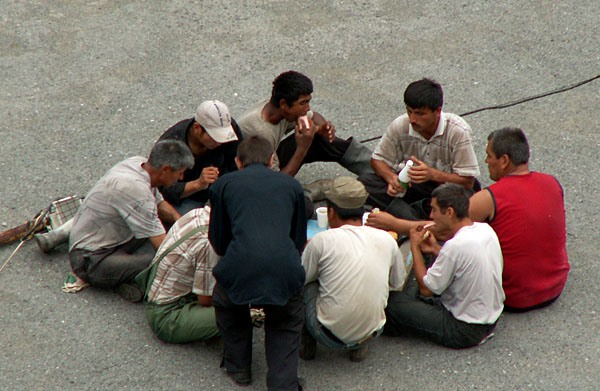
146, 206, 218, 305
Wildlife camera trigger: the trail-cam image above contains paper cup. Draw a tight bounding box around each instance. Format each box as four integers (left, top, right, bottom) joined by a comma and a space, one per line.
316, 207, 328, 228
362, 212, 370, 225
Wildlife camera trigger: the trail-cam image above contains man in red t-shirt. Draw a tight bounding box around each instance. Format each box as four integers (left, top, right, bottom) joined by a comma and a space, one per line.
469, 127, 570, 311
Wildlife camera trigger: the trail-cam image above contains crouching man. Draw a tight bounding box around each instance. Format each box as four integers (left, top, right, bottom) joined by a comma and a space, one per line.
66, 140, 192, 300
139, 206, 219, 343
209, 135, 307, 390
384, 183, 504, 348
300, 177, 407, 362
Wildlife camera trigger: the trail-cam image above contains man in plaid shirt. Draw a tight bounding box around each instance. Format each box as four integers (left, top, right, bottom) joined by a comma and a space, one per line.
143, 205, 219, 343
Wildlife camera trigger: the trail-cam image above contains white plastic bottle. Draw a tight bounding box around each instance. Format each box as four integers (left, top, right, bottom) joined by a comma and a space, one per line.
394, 160, 413, 197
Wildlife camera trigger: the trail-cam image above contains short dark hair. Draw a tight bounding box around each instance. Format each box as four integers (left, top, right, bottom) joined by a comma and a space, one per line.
325, 199, 364, 219
431, 183, 470, 219
404, 78, 443, 110
487, 127, 530, 165
270, 70, 313, 107
236, 135, 273, 167
148, 139, 194, 170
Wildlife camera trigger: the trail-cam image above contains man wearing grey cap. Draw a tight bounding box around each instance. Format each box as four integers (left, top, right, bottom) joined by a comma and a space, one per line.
159, 100, 243, 214
300, 177, 407, 362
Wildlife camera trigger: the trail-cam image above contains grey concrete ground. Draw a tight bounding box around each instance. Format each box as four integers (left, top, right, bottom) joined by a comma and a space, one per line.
1, 1, 599, 390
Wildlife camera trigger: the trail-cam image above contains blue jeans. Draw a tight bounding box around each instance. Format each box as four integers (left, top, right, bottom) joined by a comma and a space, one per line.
175, 198, 205, 215
303, 282, 381, 350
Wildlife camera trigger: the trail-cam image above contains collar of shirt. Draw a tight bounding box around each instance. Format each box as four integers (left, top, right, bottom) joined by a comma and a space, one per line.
408, 111, 446, 141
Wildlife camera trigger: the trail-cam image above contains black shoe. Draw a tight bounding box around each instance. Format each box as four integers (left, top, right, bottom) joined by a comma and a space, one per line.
299, 327, 317, 360
115, 283, 143, 303
349, 344, 368, 362
225, 370, 251, 387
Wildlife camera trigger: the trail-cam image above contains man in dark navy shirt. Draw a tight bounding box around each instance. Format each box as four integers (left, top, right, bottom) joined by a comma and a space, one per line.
159, 100, 242, 214
209, 135, 306, 391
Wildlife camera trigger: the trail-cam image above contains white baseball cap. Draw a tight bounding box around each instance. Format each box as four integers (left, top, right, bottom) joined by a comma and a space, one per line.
194, 100, 238, 143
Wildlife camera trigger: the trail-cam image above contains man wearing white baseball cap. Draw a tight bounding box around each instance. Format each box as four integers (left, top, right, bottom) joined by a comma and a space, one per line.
159, 100, 243, 214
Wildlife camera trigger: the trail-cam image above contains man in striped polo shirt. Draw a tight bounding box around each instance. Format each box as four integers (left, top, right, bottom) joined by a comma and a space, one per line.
359, 78, 480, 220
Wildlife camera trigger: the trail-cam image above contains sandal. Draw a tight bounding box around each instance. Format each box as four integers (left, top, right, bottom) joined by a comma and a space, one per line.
62, 272, 89, 293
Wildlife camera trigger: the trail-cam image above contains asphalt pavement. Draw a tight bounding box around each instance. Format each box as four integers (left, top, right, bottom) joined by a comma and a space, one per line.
1, 1, 599, 390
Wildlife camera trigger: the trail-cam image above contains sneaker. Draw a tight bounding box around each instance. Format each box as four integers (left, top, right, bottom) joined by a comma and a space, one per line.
303, 179, 333, 202
250, 308, 265, 328
297, 377, 305, 391
61, 272, 89, 293
115, 283, 143, 303
34, 233, 53, 253
34, 223, 71, 253
299, 327, 317, 360
478, 331, 495, 346
349, 344, 368, 362
225, 370, 251, 387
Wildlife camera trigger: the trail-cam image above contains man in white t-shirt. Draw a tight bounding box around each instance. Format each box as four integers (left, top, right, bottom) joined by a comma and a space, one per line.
384, 183, 504, 348
301, 177, 407, 362
67, 140, 194, 300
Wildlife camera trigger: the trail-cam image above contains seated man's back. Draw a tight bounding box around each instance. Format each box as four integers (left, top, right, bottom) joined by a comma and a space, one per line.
143, 206, 220, 344
303, 224, 405, 343
487, 171, 568, 309
469, 127, 570, 311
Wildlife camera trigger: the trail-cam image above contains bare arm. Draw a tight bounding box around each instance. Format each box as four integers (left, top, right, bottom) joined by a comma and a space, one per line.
365, 210, 430, 235
469, 188, 495, 222
180, 167, 220, 198
371, 159, 406, 196
409, 225, 441, 297
311, 111, 335, 143
409, 156, 475, 189
197, 295, 212, 307
157, 200, 181, 225
148, 233, 166, 250
279, 119, 317, 177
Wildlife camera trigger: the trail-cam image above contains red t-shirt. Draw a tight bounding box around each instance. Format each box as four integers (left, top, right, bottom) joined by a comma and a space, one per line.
487, 172, 570, 309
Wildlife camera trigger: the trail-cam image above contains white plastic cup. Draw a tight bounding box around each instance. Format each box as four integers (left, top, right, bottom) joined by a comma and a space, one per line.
362, 212, 370, 225
316, 207, 328, 228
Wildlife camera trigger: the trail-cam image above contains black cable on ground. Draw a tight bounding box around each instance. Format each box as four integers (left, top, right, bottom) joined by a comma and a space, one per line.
360, 74, 600, 144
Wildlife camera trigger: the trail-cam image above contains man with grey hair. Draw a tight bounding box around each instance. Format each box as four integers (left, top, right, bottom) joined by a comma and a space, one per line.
300, 177, 406, 362
65, 139, 194, 301
469, 127, 569, 311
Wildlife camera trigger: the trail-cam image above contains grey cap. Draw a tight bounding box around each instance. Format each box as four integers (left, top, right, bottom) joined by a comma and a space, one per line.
324, 176, 368, 209
195, 100, 238, 143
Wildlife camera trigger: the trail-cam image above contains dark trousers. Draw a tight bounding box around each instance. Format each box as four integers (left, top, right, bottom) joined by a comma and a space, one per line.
212, 284, 304, 391
384, 277, 496, 349
69, 239, 155, 289
357, 172, 436, 220
358, 173, 481, 220
277, 133, 350, 168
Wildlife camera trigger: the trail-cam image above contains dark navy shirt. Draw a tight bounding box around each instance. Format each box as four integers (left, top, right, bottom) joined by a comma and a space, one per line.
209, 164, 307, 306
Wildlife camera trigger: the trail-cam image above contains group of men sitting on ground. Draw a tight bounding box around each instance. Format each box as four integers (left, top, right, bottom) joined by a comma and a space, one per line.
34, 71, 570, 391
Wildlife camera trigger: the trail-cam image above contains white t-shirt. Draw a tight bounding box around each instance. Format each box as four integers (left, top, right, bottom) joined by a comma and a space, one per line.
302, 224, 406, 343
69, 156, 165, 252
423, 222, 504, 324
